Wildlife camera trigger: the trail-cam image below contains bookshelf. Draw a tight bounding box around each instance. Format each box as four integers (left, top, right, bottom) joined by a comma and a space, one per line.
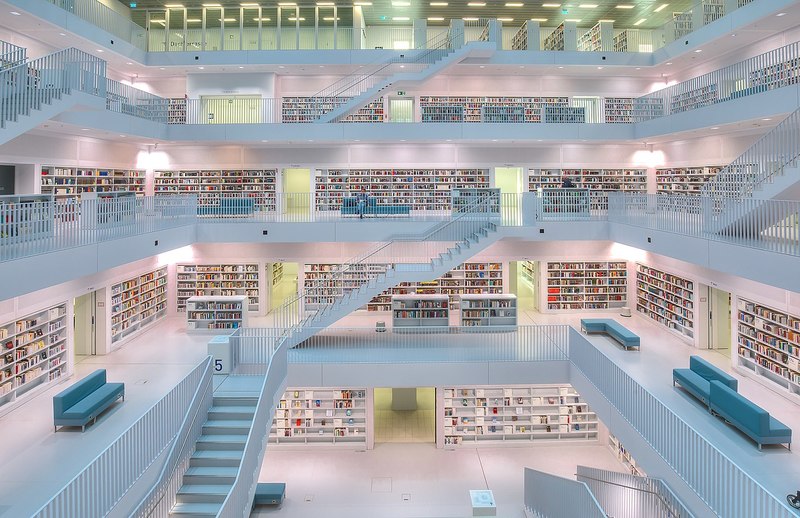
635, 264, 694, 341
604, 97, 634, 124
656, 165, 722, 194
673, 12, 693, 39
270, 388, 370, 447
520, 260, 537, 286
543, 105, 585, 123
703, 0, 724, 25
459, 294, 517, 330
392, 294, 450, 331
302, 262, 504, 312
439, 384, 598, 447
154, 169, 277, 212
528, 169, 647, 193
452, 188, 500, 213
669, 84, 718, 114
544, 261, 628, 311
0, 303, 68, 411
609, 433, 645, 476
612, 30, 632, 52
0, 195, 53, 242
577, 23, 604, 52
167, 98, 187, 124
41, 166, 146, 200
271, 262, 284, 286
281, 97, 384, 123
418, 96, 569, 124
511, 21, 528, 50
186, 295, 248, 332
110, 266, 168, 345
543, 23, 565, 51
736, 298, 800, 398
748, 58, 800, 90
633, 98, 665, 121
314, 168, 490, 212
176, 263, 260, 313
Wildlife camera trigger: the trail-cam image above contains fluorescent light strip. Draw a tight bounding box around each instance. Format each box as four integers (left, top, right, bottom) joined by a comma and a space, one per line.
428, 16, 445, 20
323, 16, 340, 20
654, 3, 668, 11
430, 1, 448, 4
565, 18, 581, 22
187, 18, 202, 22
468, 2, 486, 5
598, 19, 614, 22
241, 2, 260, 6
393, 16, 410, 20
498, 17, 513, 21
288, 17, 306, 20
633, 18, 646, 25
354, 1, 372, 4
253, 17, 272, 21
202, 3, 221, 6
579, 3, 598, 7
317, 1, 335, 5
220, 18, 237, 22
616, 4, 634, 8
165, 3, 184, 7
505, 2, 524, 6
530, 17, 547, 21
392, 0, 410, 5
542, 3, 560, 7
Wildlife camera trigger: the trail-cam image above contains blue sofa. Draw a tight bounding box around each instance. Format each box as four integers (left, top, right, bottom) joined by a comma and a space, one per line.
709, 381, 791, 450
341, 197, 411, 217
580, 319, 640, 350
198, 197, 255, 217
673, 355, 738, 406
53, 369, 125, 432
252, 482, 286, 508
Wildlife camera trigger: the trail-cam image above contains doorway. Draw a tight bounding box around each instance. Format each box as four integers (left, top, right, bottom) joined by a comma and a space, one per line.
268, 262, 299, 311
73, 292, 97, 358
512, 260, 538, 312
281, 168, 312, 217
389, 98, 413, 123
707, 287, 732, 356
373, 387, 436, 443
200, 95, 263, 124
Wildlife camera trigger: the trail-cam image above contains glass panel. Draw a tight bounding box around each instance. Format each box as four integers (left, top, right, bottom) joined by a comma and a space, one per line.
318, 7, 335, 50
222, 7, 241, 51
205, 7, 222, 52
259, 8, 278, 50
298, 7, 315, 49
337, 7, 354, 50
242, 7, 261, 50
167, 8, 185, 52
186, 8, 203, 51
148, 10, 167, 52
390, 99, 414, 122
280, 7, 298, 50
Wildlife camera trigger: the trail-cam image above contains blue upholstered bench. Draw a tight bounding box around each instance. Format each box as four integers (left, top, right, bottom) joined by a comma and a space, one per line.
580, 319, 640, 350
53, 369, 124, 432
709, 381, 791, 450
253, 482, 286, 507
341, 197, 411, 217
673, 355, 738, 406
198, 197, 255, 217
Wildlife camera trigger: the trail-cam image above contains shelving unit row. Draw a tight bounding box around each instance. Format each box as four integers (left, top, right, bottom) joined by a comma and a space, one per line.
528, 168, 647, 193
110, 266, 168, 345
176, 263, 261, 313
154, 169, 277, 211
656, 165, 723, 194
419, 96, 569, 123
391, 294, 517, 330
41, 166, 146, 199
281, 97, 385, 123
544, 261, 628, 311
635, 264, 695, 341
186, 295, 249, 332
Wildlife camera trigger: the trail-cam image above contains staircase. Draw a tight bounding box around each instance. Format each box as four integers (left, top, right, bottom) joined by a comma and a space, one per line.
310, 31, 494, 124
0, 48, 107, 146
169, 395, 257, 518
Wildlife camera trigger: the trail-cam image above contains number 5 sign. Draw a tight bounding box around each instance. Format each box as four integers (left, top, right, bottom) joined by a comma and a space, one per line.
207, 335, 232, 374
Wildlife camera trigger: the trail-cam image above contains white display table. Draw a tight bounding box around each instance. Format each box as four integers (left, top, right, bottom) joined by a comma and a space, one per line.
469, 489, 496, 516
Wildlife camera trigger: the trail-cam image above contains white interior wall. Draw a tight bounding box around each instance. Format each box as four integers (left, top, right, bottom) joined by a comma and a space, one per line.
0, 29, 57, 59
186, 73, 276, 99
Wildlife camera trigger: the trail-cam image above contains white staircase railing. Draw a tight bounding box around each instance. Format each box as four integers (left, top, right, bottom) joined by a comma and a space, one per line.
308, 29, 463, 122
524, 467, 607, 518
0, 47, 106, 130
702, 108, 800, 200
0, 40, 26, 68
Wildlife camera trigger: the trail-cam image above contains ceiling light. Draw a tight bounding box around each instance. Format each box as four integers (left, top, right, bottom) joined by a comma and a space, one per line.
616, 4, 634, 8
323, 16, 340, 20
391, 0, 410, 5
393, 16, 410, 20
430, 1, 448, 4
253, 17, 271, 21
530, 18, 547, 21
598, 19, 614, 22
597, 66, 603, 69
59, 33, 66, 36
579, 3, 598, 7
278, 65, 285, 68
542, 3, 560, 6
119, 135, 126, 137
479, 65, 485, 68
498, 17, 513, 21
565, 18, 581, 22
241, 2, 260, 5
187, 18, 202, 22
10, 11, 20, 15
762, 118, 771, 121
126, 62, 133, 65
633, 18, 646, 25
239, 66, 244, 68
505, 2, 524, 5
96, 49, 104, 53
711, 127, 719, 130
428, 16, 445, 20
278, 2, 296, 5
198, 66, 204, 69
81, 128, 90, 131
558, 66, 564, 68
288, 17, 306, 20
666, 62, 672, 65
654, 3, 668, 12
159, 67, 165, 70
151, 19, 166, 24
777, 12, 786, 16
468, 2, 486, 6
694, 49, 702, 53
219, 18, 237, 22
316, 1, 335, 4
164, 3, 184, 7
463, 17, 479, 20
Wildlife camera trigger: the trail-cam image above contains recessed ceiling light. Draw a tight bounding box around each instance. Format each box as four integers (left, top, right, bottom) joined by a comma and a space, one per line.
187, 18, 202, 22
654, 3, 668, 12
428, 17, 444, 20
96, 49, 104, 53
59, 33, 66, 36
597, 66, 603, 69
777, 12, 786, 16
542, 3, 560, 6
694, 49, 702, 53
616, 4, 634, 8
288, 17, 306, 21
241, 2, 260, 5
635, 67, 641, 70
498, 17, 513, 21
479, 65, 485, 68
322, 16, 340, 20
354, 1, 372, 5
277, 2, 296, 5
219, 18, 237, 22
633, 18, 646, 25
253, 17, 271, 21
81, 128, 90, 131
160, 67, 165, 70
530, 18, 547, 21
126, 62, 133, 65
579, 4, 598, 7
279, 65, 285, 68
711, 126, 719, 130
391, 0, 410, 5
463, 17, 479, 21
393, 16, 409, 20
202, 3, 222, 6
565, 18, 581, 22
165, 3, 184, 7
468, 2, 486, 6
558, 66, 564, 68
598, 19, 614, 22
505, 2, 524, 5
762, 118, 771, 121
198, 66, 204, 69
666, 62, 672, 65
316, 1, 335, 5
239, 66, 244, 68
430, 1, 448, 5
119, 134, 126, 137
10, 11, 20, 16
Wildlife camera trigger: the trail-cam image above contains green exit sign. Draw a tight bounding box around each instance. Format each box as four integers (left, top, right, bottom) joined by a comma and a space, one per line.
397, 90, 406, 96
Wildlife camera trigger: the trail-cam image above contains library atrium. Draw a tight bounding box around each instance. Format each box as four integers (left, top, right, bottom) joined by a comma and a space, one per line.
1, 0, 800, 516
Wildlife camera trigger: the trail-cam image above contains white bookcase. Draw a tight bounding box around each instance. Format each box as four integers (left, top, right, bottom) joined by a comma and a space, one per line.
186, 295, 248, 332
40, 166, 146, 199
635, 264, 695, 341
392, 294, 450, 330
439, 384, 598, 447
167, 97, 187, 124
302, 263, 391, 310
459, 294, 517, 330
418, 96, 569, 123
543, 23, 566, 50
314, 168, 490, 212
0, 195, 53, 242
281, 97, 384, 123
270, 388, 371, 448
609, 433, 645, 476
0, 303, 69, 412
154, 169, 277, 212
656, 165, 722, 194
176, 263, 260, 313
110, 266, 168, 345
544, 261, 628, 311
520, 260, 537, 286
271, 262, 284, 286
736, 298, 800, 399
528, 168, 647, 193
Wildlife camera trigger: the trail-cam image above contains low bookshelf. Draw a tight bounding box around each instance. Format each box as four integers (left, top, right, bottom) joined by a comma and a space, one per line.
176, 263, 261, 313
392, 294, 450, 331
186, 295, 248, 332
459, 294, 517, 330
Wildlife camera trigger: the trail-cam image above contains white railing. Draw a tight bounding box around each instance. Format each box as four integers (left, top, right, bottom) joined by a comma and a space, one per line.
636, 40, 800, 122
185, 98, 281, 125
576, 466, 696, 518
523, 467, 607, 518
533, 189, 607, 221
0, 47, 106, 129
128, 357, 214, 518
0, 40, 26, 68
703, 108, 800, 199
106, 79, 169, 123
45, 0, 147, 51
567, 326, 795, 518
216, 342, 288, 517
0, 195, 197, 263
655, 0, 753, 49
32, 358, 212, 518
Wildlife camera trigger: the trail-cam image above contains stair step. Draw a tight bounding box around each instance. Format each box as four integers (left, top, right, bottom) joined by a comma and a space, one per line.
169, 501, 223, 517
183, 466, 239, 485
208, 405, 256, 419
212, 396, 257, 407
190, 449, 243, 468
195, 434, 247, 450
202, 420, 253, 435
176, 484, 233, 504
